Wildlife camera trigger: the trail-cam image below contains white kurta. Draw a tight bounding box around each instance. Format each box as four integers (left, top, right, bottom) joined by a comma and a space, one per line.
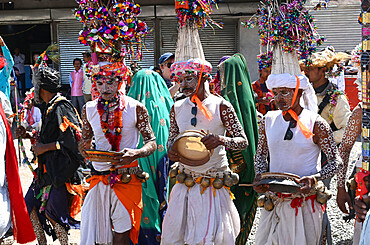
256, 109, 323, 245
0, 115, 11, 238
161, 95, 240, 245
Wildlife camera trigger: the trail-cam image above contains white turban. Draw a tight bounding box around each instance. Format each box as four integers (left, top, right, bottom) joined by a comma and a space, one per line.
266, 73, 318, 112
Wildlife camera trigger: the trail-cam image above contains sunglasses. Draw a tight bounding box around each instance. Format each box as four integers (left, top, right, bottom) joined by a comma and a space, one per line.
166, 62, 173, 69
283, 120, 297, 140
191, 106, 197, 127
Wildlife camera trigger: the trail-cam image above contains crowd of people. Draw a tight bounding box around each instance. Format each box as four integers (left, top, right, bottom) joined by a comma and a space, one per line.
0, 14, 367, 245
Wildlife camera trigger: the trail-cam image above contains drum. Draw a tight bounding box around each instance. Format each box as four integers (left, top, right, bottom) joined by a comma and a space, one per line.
256, 172, 302, 193
172, 130, 213, 166
84, 150, 123, 164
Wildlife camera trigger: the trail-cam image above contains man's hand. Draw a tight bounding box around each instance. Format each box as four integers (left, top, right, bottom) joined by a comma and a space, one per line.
167, 145, 180, 162
336, 187, 353, 214
0, 36, 4, 47
354, 196, 369, 222
201, 133, 224, 150
15, 126, 27, 138
114, 148, 139, 166
32, 143, 50, 156
79, 139, 92, 157
253, 174, 269, 193
298, 176, 315, 194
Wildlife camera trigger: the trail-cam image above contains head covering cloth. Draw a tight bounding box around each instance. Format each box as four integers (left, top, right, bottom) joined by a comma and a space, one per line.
127, 69, 174, 243
219, 53, 259, 243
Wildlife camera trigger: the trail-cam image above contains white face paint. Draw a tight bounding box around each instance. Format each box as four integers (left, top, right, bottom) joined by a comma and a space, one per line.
179, 74, 199, 97
95, 77, 120, 100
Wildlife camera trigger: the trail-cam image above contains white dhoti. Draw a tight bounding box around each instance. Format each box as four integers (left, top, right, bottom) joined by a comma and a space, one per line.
80, 182, 132, 245
256, 197, 323, 245
161, 183, 240, 245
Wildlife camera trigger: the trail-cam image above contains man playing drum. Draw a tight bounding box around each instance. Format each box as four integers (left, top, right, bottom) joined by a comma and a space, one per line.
161, 58, 249, 245
253, 70, 343, 244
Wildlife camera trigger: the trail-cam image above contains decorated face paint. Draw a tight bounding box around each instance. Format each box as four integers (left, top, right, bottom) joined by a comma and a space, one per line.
179, 74, 199, 97
272, 87, 295, 111
95, 77, 120, 100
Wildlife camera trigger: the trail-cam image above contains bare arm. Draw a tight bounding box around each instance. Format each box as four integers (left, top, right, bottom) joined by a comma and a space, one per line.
313, 116, 343, 181
79, 104, 93, 157
254, 117, 269, 175
337, 105, 362, 187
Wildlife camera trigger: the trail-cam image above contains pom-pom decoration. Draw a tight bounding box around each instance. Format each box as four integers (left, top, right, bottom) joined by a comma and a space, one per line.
351, 43, 362, 69
175, 0, 222, 29
75, 0, 150, 62
242, 0, 325, 65
257, 51, 273, 70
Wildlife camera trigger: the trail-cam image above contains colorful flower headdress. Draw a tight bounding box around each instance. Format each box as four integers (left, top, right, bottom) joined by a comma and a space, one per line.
170, 58, 212, 81
175, 0, 222, 29
257, 51, 273, 70
75, 0, 149, 62
90, 61, 130, 82
243, 0, 325, 67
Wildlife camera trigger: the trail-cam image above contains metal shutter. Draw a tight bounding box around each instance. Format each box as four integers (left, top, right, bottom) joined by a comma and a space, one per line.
57, 21, 91, 85
312, 6, 361, 52
134, 20, 155, 69
160, 18, 238, 76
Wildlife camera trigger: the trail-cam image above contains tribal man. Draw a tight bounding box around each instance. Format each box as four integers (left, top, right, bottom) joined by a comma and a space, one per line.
18, 67, 85, 245
79, 62, 156, 245
161, 58, 249, 245
254, 73, 343, 245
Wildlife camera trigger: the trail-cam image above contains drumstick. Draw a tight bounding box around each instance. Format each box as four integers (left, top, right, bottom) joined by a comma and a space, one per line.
239, 183, 255, 187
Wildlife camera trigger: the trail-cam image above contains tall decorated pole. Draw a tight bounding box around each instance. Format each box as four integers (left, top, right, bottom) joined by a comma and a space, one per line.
361, 0, 370, 173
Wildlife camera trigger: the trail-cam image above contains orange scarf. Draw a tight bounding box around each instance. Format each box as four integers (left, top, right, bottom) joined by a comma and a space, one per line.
190, 64, 213, 120
87, 160, 143, 245
282, 75, 314, 139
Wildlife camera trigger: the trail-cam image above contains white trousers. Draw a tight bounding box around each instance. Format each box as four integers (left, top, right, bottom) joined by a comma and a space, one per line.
161, 183, 240, 245
256, 199, 323, 245
80, 182, 132, 245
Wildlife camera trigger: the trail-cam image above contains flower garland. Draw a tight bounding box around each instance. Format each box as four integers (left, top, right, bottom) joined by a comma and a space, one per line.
97, 95, 123, 151
175, 0, 222, 28
351, 43, 362, 69
327, 89, 345, 120
75, 0, 149, 61
242, 0, 325, 66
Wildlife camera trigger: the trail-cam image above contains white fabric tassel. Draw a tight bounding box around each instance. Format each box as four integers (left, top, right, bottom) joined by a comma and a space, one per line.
175, 22, 205, 62
272, 44, 302, 76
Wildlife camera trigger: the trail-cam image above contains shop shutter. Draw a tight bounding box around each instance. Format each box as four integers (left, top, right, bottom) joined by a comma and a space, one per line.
57, 21, 91, 85
58, 20, 154, 85
312, 6, 361, 52
160, 18, 238, 76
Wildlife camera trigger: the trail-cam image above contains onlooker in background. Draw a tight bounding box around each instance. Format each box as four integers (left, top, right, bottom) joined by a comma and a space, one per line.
69, 58, 84, 115
23, 97, 41, 131
0, 36, 14, 100
159, 52, 180, 98
0, 91, 13, 125
252, 66, 275, 115
13, 47, 26, 97
151, 66, 162, 75
210, 56, 230, 95
82, 52, 92, 103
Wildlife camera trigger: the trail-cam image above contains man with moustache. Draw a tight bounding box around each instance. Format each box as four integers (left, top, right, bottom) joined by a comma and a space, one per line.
79, 61, 156, 245
253, 71, 343, 244
161, 58, 249, 245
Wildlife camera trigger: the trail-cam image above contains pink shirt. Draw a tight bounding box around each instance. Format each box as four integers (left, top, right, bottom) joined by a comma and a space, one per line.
70, 69, 84, 96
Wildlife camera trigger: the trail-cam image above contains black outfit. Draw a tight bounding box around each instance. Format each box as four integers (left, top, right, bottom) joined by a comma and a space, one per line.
25, 94, 84, 239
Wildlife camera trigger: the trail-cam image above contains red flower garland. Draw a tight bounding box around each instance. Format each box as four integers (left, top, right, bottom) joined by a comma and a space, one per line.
97, 96, 123, 151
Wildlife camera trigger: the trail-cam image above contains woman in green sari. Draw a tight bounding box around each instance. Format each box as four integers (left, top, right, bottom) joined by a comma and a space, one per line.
219, 53, 259, 244
127, 69, 174, 245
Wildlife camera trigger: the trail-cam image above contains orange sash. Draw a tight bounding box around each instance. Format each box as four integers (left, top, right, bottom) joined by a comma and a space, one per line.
282, 75, 314, 139
87, 160, 143, 244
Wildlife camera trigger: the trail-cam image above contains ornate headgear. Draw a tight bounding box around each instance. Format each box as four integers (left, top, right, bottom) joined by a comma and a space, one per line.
300, 46, 351, 78
75, 0, 149, 62
171, 58, 212, 81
